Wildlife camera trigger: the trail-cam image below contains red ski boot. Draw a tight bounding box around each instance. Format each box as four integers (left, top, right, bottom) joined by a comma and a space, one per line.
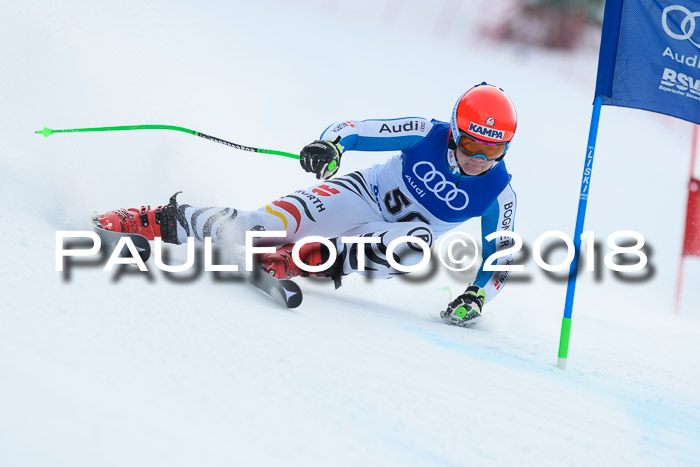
94, 192, 181, 244
258, 242, 333, 280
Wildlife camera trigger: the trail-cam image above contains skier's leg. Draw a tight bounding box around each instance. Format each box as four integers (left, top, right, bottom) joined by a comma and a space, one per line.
174, 171, 383, 245
95, 172, 435, 278
95, 171, 384, 245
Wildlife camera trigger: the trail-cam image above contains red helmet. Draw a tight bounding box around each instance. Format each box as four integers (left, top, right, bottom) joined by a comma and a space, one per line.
450, 83, 517, 147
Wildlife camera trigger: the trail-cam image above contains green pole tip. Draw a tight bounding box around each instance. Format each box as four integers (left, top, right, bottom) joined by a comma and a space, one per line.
36, 127, 54, 137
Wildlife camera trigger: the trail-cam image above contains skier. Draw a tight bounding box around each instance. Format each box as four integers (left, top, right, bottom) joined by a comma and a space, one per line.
95, 83, 518, 326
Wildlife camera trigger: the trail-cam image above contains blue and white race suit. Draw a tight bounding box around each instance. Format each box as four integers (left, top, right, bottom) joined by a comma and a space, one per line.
174, 117, 517, 303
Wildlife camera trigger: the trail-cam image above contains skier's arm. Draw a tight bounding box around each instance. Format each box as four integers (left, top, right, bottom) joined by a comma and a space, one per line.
319, 118, 434, 152
472, 183, 518, 304
300, 118, 434, 179
441, 184, 517, 326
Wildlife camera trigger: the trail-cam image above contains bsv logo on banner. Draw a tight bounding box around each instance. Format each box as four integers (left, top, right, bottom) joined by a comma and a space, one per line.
660, 67, 700, 100
412, 161, 469, 210
662, 5, 700, 49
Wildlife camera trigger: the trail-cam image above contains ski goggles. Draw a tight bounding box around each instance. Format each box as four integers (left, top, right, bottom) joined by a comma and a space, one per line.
456, 131, 508, 161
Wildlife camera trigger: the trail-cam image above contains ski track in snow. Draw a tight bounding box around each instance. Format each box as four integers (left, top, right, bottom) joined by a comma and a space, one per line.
2, 1, 700, 466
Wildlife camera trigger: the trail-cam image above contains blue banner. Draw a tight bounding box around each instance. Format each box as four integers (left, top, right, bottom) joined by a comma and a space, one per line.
596, 0, 700, 125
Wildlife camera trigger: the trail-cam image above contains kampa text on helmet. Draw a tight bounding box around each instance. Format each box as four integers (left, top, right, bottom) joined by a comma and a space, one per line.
467, 122, 505, 140
379, 120, 424, 133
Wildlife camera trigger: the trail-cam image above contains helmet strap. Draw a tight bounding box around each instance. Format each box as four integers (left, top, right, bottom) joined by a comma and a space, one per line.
447, 136, 457, 151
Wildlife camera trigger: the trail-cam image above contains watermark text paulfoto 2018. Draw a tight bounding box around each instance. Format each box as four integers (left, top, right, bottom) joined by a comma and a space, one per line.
56, 230, 650, 276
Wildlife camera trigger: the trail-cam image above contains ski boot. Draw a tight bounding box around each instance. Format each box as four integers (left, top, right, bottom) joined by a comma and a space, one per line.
94, 192, 181, 244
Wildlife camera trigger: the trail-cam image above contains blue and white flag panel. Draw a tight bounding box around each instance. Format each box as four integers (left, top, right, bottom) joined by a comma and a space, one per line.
596, 0, 700, 125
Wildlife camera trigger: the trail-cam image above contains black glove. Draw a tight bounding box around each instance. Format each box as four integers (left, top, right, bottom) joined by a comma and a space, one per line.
300, 138, 343, 180
440, 285, 486, 326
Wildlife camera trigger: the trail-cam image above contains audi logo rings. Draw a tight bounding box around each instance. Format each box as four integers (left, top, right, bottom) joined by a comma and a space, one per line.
413, 161, 469, 210
663, 5, 700, 48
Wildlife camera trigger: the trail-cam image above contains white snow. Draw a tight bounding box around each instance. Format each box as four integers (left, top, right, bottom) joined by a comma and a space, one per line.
1, 1, 699, 466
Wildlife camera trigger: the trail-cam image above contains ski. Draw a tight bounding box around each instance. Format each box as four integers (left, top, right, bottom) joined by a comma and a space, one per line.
91, 221, 302, 308
248, 269, 303, 309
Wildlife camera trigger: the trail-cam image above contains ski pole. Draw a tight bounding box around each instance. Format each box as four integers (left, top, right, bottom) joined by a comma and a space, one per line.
34, 124, 301, 160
